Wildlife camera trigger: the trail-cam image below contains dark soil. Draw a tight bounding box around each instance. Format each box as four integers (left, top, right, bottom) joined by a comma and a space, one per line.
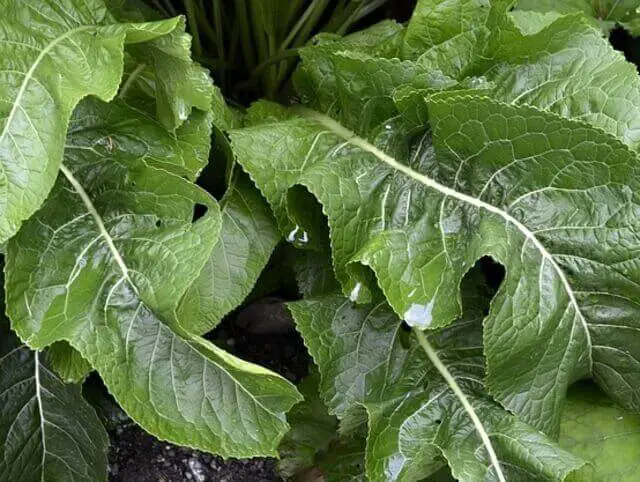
107, 308, 310, 482
109, 425, 280, 482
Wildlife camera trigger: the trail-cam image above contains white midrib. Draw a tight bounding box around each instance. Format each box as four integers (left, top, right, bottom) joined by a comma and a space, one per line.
295, 107, 594, 366
59, 165, 280, 418
0, 26, 94, 150
59, 164, 130, 281
34, 352, 47, 481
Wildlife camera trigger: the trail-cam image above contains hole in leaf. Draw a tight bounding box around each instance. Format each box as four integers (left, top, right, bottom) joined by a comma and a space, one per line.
399, 322, 412, 348
155, 219, 161, 228
478, 256, 505, 292
434, 419, 442, 425
192, 203, 208, 222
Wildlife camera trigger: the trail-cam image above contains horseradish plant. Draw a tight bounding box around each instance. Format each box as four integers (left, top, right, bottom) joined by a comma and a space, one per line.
2, 0, 640, 481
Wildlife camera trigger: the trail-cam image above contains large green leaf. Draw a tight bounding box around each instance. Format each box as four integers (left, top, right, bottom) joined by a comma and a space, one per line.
230, 1, 640, 438
288, 285, 586, 481
559, 382, 640, 481
0, 0, 189, 243
43, 95, 213, 380
5, 99, 301, 457
233, 94, 640, 438
1, 319, 108, 481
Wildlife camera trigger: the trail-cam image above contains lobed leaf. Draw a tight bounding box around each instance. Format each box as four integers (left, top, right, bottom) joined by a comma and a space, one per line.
230, 2, 640, 440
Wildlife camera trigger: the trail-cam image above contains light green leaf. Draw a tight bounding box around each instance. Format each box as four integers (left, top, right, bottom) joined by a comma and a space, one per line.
278, 369, 339, 479
177, 172, 280, 335
106, 0, 214, 132
559, 382, 640, 481
123, 18, 213, 132
1, 319, 108, 481
515, 0, 640, 34
0, 0, 185, 243
5, 99, 301, 457
46, 341, 93, 384
401, 0, 640, 149
288, 286, 586, 481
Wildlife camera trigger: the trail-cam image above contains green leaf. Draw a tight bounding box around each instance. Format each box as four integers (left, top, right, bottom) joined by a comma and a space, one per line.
294, 20, 406, 114
278, 369, 339, 478
64, 97, 212, 181
0, 0, 185, 243
559, 382, 640, 481
515, 0, 640, 34
401, 0, 640, 149
123, 18, 213, 132
5, 99, 301, 458
106, 0, 214, 132
1, 319, 108, 481
231, 87, 640, 440
315, 436, 367, 482
46, 341, 93, 384
288, 287, 586, 481
401, 0, 491, 60
287, 246, 341, 298
177, 172, 281, 335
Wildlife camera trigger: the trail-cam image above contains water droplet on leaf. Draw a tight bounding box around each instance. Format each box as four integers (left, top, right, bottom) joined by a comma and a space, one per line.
286, 225, 310, 247
349, 282, 363, 302
404, 300, 435, 329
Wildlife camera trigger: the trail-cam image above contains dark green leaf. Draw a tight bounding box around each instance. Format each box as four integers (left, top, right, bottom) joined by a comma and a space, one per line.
1, 319, 108, 481
278, 370, 339, 478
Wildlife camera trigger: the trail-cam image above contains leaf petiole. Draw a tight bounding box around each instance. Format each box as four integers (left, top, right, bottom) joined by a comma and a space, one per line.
413, 329, 506, 482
